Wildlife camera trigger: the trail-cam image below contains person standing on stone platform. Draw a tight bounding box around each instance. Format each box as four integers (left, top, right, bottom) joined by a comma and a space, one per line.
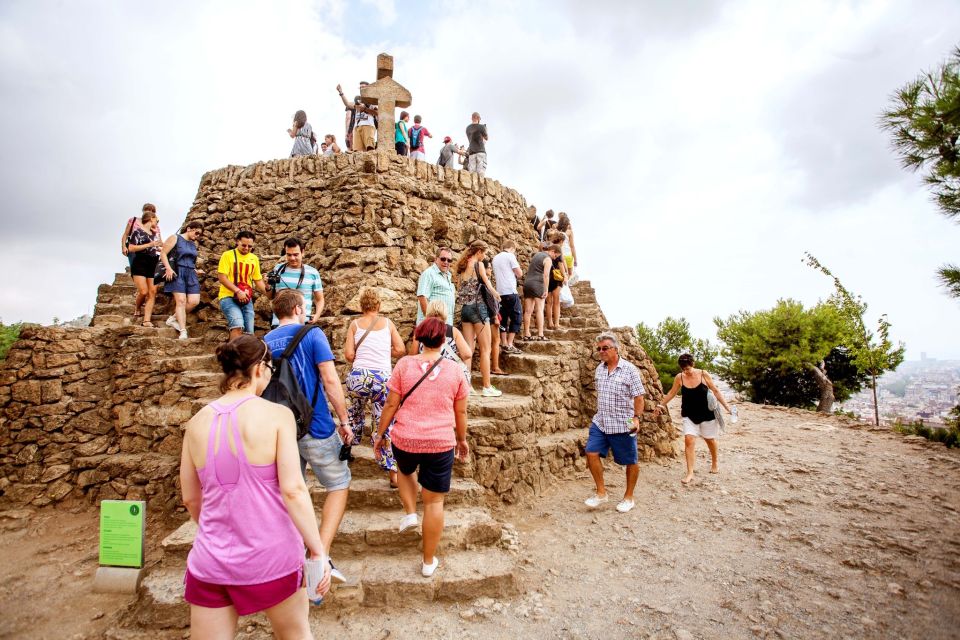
408, 115, 432, 160
337, 82, 378, 152
584, 332, 646, 514
416, 247, 457, 326
373, 317, 470, 578
265, 289, 353, 585
454, 240, 502, 397
126, 208, 163, 327
323, 134, 342, 156
521, 243, 556, 341
161, 221, 204, 341
437, 136, 463, 169
217, 230, 267, 340
395, 110, 410, 156
287, 110, 316, 157
465, 112, 488, 176
266, 237, 324, 328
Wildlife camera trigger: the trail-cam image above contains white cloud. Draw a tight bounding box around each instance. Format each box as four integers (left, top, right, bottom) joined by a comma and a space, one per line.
1, 0, 958, 359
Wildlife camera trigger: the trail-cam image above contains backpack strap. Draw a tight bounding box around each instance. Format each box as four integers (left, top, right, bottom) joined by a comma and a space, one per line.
280, 324, 318, 361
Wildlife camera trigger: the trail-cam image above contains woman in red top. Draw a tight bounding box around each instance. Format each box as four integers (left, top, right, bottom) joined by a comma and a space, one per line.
374, 318, 469, 577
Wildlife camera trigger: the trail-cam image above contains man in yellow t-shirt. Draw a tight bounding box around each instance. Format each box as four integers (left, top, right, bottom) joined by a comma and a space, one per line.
217, 230, 267, 339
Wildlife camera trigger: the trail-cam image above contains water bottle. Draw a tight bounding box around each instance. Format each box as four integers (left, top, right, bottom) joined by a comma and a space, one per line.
304, 557, 326, 606
730, 405, 739, 424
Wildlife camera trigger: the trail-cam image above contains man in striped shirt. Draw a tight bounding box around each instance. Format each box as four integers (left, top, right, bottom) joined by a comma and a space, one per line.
266, 238, 324, 327
584, 332, 646, 514
416, 247, 456, 326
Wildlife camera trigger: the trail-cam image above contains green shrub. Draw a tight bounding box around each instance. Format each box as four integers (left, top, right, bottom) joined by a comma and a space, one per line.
0, 322, 22, 361
893, 417, 959, 448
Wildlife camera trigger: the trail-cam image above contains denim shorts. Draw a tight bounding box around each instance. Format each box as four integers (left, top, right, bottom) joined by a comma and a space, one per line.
219, 295, 255, 333
298, 432, 351, 491
585, 423, 639, 466
460, 302, 490, 325
165, 267, 201, 295
498, 294, 522, 334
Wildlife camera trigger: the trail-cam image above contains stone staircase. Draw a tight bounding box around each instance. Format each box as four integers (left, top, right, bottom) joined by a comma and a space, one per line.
126, 443, 519, 629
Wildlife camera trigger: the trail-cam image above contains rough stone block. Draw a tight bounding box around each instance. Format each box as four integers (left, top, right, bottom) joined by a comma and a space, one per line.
12, 381, 41, 404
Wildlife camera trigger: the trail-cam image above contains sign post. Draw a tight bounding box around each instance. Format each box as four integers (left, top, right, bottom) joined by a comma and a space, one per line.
92, 500, 146, 593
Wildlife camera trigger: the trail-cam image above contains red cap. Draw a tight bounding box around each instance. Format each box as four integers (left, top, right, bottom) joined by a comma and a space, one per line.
443, 136, 452, 143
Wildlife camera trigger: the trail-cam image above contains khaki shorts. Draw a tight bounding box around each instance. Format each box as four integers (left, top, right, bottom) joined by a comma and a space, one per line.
352, 125, 376, 151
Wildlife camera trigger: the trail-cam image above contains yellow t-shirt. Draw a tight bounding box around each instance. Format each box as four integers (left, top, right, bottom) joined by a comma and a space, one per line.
217, 250, 262, 300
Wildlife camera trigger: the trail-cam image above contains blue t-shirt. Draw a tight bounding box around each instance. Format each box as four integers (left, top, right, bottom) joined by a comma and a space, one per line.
264, 323, 336, 439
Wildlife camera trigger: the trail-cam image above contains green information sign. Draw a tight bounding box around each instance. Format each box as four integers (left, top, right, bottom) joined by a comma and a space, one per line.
99, 500, 145, 568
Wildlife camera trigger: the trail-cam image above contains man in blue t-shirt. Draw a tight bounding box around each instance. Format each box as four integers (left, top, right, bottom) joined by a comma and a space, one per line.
266, 237, 325, 327
265, 289, 352, 583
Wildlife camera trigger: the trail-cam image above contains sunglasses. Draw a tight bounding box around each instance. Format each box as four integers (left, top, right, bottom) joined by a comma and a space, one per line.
438, 257, 453, 264
596, 346, 614, 352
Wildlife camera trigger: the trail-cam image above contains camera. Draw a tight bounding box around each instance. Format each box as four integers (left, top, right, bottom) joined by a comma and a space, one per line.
266, 269, 282, 290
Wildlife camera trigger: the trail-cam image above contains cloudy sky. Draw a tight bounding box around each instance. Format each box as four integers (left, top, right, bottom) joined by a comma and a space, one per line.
1, 0, 958, 359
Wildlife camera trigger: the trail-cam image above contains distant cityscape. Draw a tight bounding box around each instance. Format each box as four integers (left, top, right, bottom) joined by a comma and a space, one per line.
840, 354, 960, 426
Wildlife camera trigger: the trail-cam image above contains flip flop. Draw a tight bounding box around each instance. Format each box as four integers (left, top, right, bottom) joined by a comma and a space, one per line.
142, 321, 154, 327
491, 370, 508, 376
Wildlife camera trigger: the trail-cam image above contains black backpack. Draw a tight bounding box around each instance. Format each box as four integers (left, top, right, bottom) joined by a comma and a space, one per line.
262, 324, 320, 440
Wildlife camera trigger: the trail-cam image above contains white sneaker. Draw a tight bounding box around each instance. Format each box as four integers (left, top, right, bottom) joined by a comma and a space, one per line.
399, 512, 419, 534
584, 494, 609, 508
178, 330, 189, 341
469, 387, 480, 396
616, 499, 636, 513
421, 556, 439, 577
481, 386, 502, 397
165, 316, 182, 332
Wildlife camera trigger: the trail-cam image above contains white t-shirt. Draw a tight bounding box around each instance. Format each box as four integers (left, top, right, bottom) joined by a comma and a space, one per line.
354, 108, 375, 128
491, 251, 521, 295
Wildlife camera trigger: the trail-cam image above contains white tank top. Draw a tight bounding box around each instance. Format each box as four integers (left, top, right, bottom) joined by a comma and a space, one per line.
352, 319, 392, 372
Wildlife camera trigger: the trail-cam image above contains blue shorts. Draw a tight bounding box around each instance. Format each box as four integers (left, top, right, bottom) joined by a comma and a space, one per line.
460, 302, 490, 325
165, 267, 201, 295
585, 423, 638, 466
219, 295, 255, 333
498, 294, 522, 334
299, 432, 351, 491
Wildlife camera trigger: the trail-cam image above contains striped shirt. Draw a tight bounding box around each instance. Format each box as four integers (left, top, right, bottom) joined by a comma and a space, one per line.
416, 264, 456, 326
592, 358, 645, 434
269, 263, 323, 324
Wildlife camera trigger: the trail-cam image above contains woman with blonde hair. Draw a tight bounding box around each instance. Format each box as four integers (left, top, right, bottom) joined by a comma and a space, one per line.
343, 288, 407, 487
413, 299, 472, 383
179, 334, 329, 636
453, 240, 502, 397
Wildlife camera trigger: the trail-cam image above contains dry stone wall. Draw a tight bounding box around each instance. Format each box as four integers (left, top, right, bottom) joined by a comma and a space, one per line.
0, 151, 676, 512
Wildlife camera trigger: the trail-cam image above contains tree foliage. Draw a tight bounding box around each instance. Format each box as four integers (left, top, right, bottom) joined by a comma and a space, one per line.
635, 317, 717, 389
713, 299, 866, 409
805, 253, 906, 424
880, 46, 960, 297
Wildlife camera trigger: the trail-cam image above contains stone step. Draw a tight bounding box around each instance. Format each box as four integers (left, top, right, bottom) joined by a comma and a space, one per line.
177, 370, 222, 390
544, 326, 606, 341
558, 315, 593, 328
467, 391, 533, 421
562, 302, 601, 318
472, 428, 588, 501
135, 547, 517, 626
510, 339, 576, 356
472, 371, 536, 396
309, 477, 484, 510
122, 335, 209, 355
91, 314, 128, 327
500, 352, 564, 378
161, 504, 501, 562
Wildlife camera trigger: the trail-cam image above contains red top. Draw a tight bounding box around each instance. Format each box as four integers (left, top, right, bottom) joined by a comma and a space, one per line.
387, 356, 468, 453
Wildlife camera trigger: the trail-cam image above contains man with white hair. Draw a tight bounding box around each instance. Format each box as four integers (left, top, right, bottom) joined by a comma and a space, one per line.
584, 332, 646, 513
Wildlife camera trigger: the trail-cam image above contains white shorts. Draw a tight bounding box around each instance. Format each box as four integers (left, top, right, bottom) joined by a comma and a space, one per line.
410, 150, 426, 160
682, 417, 719, 439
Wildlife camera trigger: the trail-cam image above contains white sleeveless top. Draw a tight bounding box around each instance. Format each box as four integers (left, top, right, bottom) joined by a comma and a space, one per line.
352, 320, 392, 372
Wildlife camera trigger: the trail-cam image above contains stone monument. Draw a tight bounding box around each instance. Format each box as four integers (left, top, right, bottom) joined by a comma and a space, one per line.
360, 53, 412, 153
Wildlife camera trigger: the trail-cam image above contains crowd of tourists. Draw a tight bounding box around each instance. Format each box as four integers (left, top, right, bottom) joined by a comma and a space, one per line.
283, 81, 489, 176
120, 200, 735, 635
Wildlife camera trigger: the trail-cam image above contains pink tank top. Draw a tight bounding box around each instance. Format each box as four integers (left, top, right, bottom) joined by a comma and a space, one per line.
186, 396, 304, 585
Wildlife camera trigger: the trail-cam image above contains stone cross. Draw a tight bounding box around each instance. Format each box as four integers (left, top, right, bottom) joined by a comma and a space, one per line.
360, 53, 412, 153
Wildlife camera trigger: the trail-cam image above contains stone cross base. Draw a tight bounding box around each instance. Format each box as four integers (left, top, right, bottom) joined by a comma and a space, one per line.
93, 566, 144, 594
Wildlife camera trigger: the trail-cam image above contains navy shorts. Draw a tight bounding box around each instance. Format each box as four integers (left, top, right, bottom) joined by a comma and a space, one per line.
585, 423, 638, 465
165, 267, 201, 295
498, 294, 522, 334
391, 444, 455, 493
460, 302, 490, 325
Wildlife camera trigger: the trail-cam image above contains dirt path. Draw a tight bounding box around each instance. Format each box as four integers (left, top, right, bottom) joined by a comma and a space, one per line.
3, 402, 959, 639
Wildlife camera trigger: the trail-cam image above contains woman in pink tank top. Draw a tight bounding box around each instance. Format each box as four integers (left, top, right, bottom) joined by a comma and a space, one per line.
179, 335, 330, 637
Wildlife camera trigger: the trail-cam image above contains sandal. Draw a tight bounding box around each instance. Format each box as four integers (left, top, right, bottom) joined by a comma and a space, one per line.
491, 370, 508, 376
142, 321, 154, 327
535, 336, 548, 341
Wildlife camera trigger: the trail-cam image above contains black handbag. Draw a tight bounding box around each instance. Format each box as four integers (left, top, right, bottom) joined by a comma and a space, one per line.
476, 262, 500, 317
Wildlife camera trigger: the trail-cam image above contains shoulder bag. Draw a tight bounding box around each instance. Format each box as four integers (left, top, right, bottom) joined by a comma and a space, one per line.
233, 249, 254, 304
399, 357, 443, 408
352, 314, 379, 355
476, 262, 500, 318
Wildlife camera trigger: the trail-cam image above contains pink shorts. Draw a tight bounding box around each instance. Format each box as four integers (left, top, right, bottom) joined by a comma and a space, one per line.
184, 567, 302, 616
